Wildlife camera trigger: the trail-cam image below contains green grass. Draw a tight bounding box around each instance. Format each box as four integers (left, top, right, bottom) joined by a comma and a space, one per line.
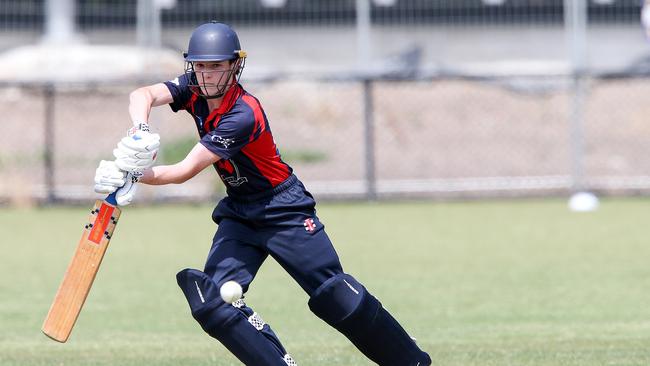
1, 198, 650, 365
160, 136, 197, 165
280, 149, 327, 164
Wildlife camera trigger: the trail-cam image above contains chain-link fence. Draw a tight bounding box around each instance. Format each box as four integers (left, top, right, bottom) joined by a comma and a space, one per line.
1, 1, 649, 203
1, 1, 646, 68
2, 73, 650, 204
1, 1, 642, 29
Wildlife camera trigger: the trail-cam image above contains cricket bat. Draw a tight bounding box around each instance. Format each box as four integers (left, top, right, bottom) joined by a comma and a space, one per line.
42, 192, 121, 342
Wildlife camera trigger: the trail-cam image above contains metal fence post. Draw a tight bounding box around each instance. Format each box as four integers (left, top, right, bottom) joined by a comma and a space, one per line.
44, 83, 56, 203
564, 0, 588, 193
569, 74, 587, 193
44, 0, 78, 43
356, 0, 372, 69
363, 79, 377, 200
137, 0, 161, 48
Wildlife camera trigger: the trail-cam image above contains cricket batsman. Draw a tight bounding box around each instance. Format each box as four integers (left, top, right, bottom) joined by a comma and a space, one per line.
94, 21, 431, 366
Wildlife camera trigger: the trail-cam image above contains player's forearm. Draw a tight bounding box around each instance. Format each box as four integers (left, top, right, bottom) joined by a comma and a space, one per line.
137, 143, 220, 186
128, 84, 174, 125
138, 164, 196, 185
128, 88, 154, 125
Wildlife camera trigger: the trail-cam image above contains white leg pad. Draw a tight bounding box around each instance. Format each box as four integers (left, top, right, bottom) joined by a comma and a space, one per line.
284, 354, 298, 366
248, 312, 265, 331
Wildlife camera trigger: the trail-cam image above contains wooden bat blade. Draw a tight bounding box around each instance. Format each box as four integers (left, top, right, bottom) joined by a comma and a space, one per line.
42, 199, 121, 342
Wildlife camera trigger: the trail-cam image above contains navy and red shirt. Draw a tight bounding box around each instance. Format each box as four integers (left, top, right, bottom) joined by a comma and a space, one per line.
164, 74, 293, 197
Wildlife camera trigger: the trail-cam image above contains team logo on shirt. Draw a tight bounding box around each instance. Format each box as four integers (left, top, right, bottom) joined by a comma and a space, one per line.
217, 159, 248, 187
211, 135, 235, 148
303, 218, 316, 232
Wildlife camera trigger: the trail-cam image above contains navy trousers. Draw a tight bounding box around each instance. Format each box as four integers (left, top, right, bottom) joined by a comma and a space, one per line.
186, 175, 431, 366
207, 175, 343, 296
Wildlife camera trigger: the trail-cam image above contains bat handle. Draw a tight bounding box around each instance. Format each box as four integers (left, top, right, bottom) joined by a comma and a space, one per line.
105, 191, 118, 206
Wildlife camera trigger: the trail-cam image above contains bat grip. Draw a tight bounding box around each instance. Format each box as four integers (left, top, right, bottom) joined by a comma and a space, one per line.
105, 191, 118, 206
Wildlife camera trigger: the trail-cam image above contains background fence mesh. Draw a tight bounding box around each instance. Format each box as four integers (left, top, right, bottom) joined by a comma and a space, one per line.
0, 1, 649, 203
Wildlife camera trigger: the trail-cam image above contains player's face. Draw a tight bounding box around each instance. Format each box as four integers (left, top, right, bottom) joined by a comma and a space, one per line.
193, 61, 234, 96
193, 61, 230, 76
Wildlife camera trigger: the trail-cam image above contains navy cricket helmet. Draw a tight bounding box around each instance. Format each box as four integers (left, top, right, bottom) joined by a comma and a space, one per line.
183, 21, 247, 99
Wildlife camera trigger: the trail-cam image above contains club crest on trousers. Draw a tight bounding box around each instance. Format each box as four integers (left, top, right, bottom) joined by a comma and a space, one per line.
303, 218, 316, 232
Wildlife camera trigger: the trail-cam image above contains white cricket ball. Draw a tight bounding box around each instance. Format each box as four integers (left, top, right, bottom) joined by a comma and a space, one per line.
220, 280, 243, 304
568, 192, 600, 212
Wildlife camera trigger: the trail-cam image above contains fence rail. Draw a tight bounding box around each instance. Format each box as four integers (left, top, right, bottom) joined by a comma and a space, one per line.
0, 1, 642, 30
0, 1, 648, 204
1, 71, 649, 204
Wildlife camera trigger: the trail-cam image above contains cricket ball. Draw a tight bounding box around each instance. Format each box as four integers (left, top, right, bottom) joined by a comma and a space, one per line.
220, 280, 243, 304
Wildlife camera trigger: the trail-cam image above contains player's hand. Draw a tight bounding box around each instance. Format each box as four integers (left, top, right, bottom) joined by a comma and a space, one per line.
113, 124, 160, 172
94, 160, 126, 194
115, 172, 140, 206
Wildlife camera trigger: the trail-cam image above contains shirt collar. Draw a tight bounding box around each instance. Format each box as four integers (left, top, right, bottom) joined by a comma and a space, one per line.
215, 83, 244, 115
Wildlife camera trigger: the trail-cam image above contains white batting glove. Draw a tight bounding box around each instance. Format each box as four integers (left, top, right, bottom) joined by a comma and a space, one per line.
94, 160, 126, 194
113, 124, 160, 172
115, 172, 140, 206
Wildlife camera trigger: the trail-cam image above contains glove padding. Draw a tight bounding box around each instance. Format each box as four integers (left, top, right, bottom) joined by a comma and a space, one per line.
114, 172, 139, 206
93, 160, 139, 206
94, 160, 125, 194
113, 129, 160, 172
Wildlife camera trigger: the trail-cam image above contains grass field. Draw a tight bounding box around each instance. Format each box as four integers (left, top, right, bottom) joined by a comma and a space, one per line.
1, 198, 650, 366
